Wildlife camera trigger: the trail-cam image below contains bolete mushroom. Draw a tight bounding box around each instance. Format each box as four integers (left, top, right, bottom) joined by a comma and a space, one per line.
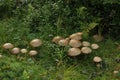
81, 47, 92, 54
28, 50, 38, 56
93, 56, 102, 63
3, 43, 14, 49
69, 33, 82, 40
82, 41, 90, 47
20, 49, 28, 54
30, 39, 42, 47
69, 39, 82, 47
91, 44, 99, 49
52, 36, 63, 44
11, 47, 20, 54
68, 48, 81, 56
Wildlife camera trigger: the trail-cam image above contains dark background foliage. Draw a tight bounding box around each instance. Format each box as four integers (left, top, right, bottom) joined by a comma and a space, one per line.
0, 0, 120, 39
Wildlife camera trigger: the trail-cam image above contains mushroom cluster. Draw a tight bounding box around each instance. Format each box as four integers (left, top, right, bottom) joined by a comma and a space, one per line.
2, 38, 42, 57
52, 32, 100, 57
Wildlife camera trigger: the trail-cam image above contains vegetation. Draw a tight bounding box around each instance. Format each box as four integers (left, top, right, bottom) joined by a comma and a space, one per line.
0, 0, 120, 80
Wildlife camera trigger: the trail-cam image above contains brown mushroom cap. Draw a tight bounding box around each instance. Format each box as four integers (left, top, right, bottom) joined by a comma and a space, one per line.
0, 54, 2, 58
82, 41, 90, 47
28, 50, 38, 56
11, 47, 20, 54
58, 39, 69, 46
52, 36, 63, 44
81, 47, 92, 54
3, 43, 14, 49
20, 49, 28, 54
69, 39, 82, 47
93, 35, 103, 42
68, 48, 81, 56
91, 44, 99, 49
93, 56, 102, 62
30, 39, 42, 47
69, 33, 82, 40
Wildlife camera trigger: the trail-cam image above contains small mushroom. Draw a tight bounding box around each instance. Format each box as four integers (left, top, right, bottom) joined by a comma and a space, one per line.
81, 47, 92, 54
58, 38, 69, 46
20, 49, 28, 54
68, 48, 81, 56
52, 36, 63, 44
93, 34, 103, 42
11, 47, 20, 54
28, 50, 38, 56
0, 54, 2, 58
69, 33, 82, 40
3, 43, 14, 49
93, 56, 102, 63
69, 39, 82, 47
82, 41, 90, 47
30, 39, 42, 47
91, 44, 99, 49
113, 70, 119, 74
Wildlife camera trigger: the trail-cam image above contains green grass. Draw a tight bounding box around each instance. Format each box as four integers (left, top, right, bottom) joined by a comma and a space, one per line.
0, 18, 120, 80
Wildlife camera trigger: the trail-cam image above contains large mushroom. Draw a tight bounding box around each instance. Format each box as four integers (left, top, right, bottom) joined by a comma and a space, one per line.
30, 39, 42, 47
68, 48, 81, 56
81, 47, 92, 54
3, 43, 14, 49
69, 39, 82, 47
11, 47, 20, 54
69, 33, 82, 40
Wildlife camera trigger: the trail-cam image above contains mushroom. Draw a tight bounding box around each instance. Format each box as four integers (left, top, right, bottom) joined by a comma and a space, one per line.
93, 56, 102, 63
28, 50, 38, 56
69, 33, 82, 40
69, 39, 82, 47
0, 54, 2, 58
11, 47, 20, 54
30, 39, 42, 47
75, 32, 83, 36
68, 48, 81, 56
58, 38, 69, 46
93, 34, 103, 42
82, 41, 90, 47
81, 47, 92, 54
52, 36, 63, 44
91, 44, 99, 49
3, 43, 14, 49
20, 49, 28, 54
113, 70, 119, 74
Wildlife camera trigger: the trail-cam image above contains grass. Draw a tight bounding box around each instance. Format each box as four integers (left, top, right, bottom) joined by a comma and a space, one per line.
0, 18, 120, 80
